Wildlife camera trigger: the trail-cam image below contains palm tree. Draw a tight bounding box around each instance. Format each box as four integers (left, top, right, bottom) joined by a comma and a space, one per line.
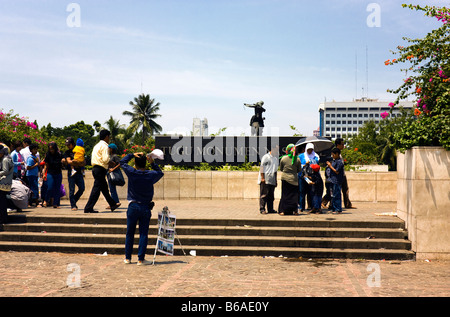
123, 93, 162, 145
104, 116, 123, 144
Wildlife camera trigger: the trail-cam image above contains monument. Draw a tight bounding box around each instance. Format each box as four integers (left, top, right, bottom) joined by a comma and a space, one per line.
244, 101, 265, 136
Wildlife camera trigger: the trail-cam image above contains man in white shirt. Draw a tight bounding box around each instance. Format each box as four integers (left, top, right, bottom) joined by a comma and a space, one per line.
20, 138, 40, 186
84, 130, 119, 213
258, 145, 279, 214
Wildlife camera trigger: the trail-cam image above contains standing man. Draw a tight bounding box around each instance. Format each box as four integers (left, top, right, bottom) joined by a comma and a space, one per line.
120, 152, 164, 265
62, 137, 86, 211
20, 138, 39, 185
334, 138, 353, 209
258, 144, 279, 214
84, 130, 119, 213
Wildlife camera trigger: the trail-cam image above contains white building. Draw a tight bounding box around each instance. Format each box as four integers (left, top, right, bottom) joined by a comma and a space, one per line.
192, 118, 208, 136
318, 98, 414, 139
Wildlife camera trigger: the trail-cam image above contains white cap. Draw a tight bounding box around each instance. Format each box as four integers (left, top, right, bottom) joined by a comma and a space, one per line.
148, 149, 164, 160
305, 143, 314, 151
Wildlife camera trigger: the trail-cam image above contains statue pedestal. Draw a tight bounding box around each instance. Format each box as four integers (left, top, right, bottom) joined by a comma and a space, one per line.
396, 146, 450, 260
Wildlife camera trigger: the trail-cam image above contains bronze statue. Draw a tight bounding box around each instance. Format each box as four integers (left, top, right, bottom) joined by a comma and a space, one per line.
244, 101, 265, 136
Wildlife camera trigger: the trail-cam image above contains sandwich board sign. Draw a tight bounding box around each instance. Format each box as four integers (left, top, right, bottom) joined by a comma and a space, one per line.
152, 206, 185, 264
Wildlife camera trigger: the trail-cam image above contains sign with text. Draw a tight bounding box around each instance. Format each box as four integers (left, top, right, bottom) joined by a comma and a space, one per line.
155, 136, 299, 166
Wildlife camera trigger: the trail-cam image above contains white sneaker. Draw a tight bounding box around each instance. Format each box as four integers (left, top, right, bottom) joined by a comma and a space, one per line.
123, 259, 131, 264
137, 259, 152, 266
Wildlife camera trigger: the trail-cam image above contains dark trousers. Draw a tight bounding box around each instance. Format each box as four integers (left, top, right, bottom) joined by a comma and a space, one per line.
125, 202, 152, 261
342, 175, 352, 208
312, 194, 322, 210
259, 183, 275, 213
322, 178, 351, 208
330, 183, 342, 212
84, 165, 116, 212
0, 191, 8, 224
298, 174, 311, 211
68, 172, 85, 208
46, 173, 62, 206
322, 182, 332, 207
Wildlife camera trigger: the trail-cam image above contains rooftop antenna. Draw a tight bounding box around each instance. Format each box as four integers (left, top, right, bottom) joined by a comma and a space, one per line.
355, 50, 358, 99
366, 45, 369, 99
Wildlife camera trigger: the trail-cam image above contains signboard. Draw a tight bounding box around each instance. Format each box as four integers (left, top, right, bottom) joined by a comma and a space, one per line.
155, 209, 176, 256
155, 136, 299, 166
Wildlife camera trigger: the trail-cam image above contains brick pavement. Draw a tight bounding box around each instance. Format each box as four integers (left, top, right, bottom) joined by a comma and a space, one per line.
0, 251, 448, 298
1, 199, 449, 300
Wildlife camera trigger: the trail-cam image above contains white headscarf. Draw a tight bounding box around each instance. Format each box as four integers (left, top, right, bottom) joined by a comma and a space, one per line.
305, 143, 318, 164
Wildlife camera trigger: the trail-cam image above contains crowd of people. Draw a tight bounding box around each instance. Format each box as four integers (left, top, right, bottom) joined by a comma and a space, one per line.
0, 130, 163, 218
259, 138, 353, 216
0, 129, 165, 264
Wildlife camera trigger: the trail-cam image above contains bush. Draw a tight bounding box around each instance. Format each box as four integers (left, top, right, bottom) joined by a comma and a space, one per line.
0, 110, 47, 150
386, 4, 450, 152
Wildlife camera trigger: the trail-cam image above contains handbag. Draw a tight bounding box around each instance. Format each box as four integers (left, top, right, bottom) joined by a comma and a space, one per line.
107, 169, 125, 186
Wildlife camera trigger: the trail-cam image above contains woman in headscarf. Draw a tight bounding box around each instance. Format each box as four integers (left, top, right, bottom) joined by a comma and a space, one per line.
298, 143, 320, 212
0, 145, 14, 223
278, 144, 302, 215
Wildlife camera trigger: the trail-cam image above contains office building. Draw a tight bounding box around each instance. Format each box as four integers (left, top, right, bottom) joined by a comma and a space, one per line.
192, 118, 208, 136
318, 98, 414, 139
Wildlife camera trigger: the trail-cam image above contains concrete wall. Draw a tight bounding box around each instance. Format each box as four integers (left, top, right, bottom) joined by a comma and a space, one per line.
396, 146, 450, 260
62, 170, 398, 202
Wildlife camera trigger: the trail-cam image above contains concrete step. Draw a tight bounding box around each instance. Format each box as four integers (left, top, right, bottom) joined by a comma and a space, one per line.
7, 214, 406, 229
1, 222, 408, 239
0, 241, 415, 260
0, 231, 411, 250
0, 213, 415, 260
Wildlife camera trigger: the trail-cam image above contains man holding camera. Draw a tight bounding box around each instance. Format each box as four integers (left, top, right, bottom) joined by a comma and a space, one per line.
120, 152, 164, 265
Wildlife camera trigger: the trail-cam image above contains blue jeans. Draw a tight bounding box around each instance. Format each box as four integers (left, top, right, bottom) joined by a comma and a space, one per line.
331, 183, 342, 212
312, 195, 322, 210
68, 172, 85, 208
108, 179, 119, 204
125, 202, 152, 261
27, 175, 39, 201
46, 173, 62, 206
298, 173, 309, 210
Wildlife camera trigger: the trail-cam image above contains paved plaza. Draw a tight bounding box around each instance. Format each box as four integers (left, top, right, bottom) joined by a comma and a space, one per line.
0, 251, 448, 298
0, 199, 449, 302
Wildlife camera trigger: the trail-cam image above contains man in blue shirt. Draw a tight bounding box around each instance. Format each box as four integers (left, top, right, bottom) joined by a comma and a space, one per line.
326, 148, 344, 213
120, 152, 164, 265
26, 144, 40, 207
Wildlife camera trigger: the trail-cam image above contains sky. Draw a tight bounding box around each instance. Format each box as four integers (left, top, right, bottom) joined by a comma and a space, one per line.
0, 0, 447, 137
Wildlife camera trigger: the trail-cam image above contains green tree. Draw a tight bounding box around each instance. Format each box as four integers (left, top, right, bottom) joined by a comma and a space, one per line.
104, 116, 124, 144
385, 4, 450, 151
123, 93, 162, 145
41, 121, 97, 156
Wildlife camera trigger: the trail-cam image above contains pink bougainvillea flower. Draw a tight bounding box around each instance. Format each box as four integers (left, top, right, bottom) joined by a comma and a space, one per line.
380, 111, 389, 119
388, 102, 395, 108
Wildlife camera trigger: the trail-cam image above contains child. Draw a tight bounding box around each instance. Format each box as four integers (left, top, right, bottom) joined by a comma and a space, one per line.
26, 144, 40, 207
321, 157, 333, 209
309, 164, 323, 214
71, 138, 85, 176
326, 148, 344, 213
